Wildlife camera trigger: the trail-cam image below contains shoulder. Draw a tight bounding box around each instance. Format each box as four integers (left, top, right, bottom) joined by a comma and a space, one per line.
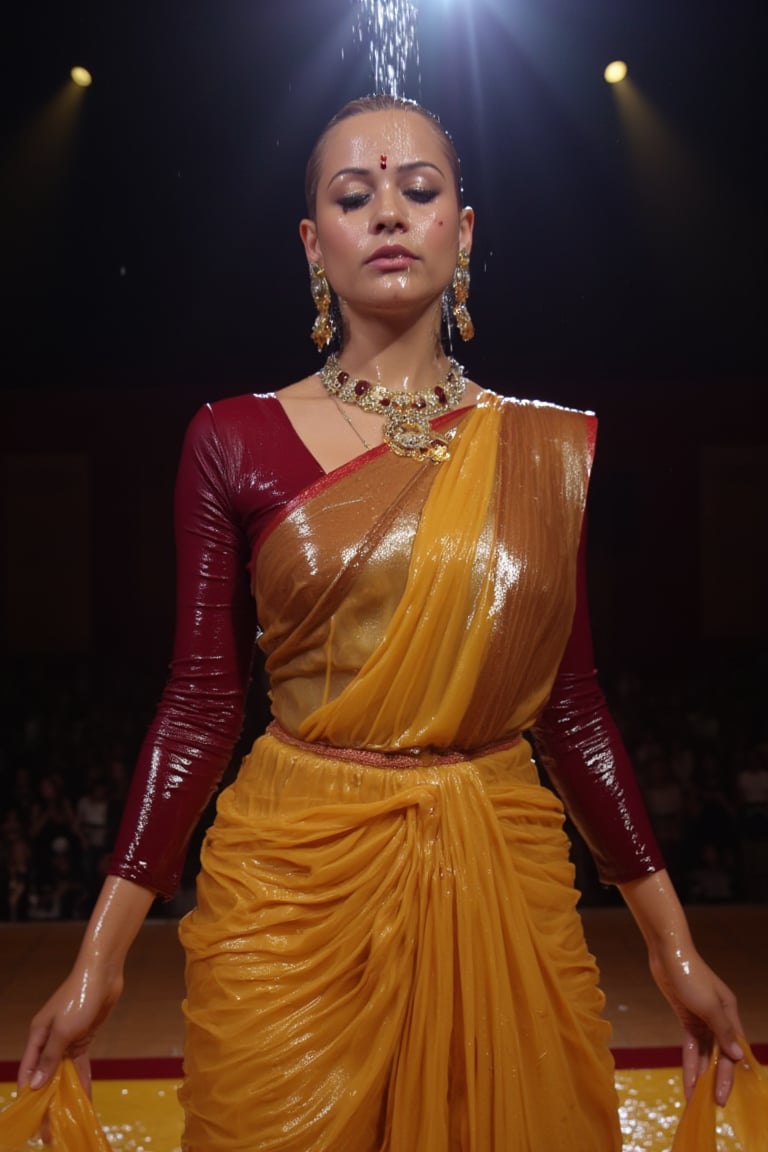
177, 387, 324, 518
187, 375, 321, 443
276, 373, 323, 400
176, 393, 287, 499
477, 388, 594, 420
182, 392, 297, 467
478, 390, 597, 457
186, 392, 283, 444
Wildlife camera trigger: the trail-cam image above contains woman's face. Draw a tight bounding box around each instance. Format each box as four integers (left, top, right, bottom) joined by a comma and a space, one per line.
300, 109, 473, 325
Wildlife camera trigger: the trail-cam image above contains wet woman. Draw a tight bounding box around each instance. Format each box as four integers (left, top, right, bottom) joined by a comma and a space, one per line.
15, 96, 745, 1151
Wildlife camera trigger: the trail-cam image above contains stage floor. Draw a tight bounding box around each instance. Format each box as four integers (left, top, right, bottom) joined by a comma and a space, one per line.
0, 1068, 729, 1152
1, 904, 765, 1150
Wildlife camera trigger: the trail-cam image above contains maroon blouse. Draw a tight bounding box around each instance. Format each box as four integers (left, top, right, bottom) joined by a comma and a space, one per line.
110, 394, 663, 898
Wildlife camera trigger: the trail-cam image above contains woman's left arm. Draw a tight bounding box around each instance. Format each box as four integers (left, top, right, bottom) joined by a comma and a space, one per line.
534, 520, 747, 1102
619, 869, 745, 1103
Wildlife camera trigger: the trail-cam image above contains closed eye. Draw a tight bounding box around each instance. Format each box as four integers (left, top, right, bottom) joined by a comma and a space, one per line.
337, 192, 370, 212
337, 187, 439, 211
405, 188, 438, 203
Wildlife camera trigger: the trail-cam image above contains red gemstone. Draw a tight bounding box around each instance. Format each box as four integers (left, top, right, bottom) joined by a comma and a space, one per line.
337, 371, 349, 385
355, 379, 370, 396
381, 396, 391, 407
434, 385, 447, 404
415, 397, 426, 410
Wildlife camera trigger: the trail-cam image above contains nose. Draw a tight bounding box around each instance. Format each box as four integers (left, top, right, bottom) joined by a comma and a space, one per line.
371, 185, 408, 233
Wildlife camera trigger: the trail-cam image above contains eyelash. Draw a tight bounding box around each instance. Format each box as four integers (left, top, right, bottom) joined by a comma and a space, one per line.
337, 188, 439, 212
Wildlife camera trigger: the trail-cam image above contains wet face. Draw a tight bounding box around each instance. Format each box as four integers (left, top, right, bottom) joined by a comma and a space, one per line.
300, 109, 473, 325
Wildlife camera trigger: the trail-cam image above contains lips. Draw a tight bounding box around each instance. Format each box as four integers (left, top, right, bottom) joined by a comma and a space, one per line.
366, 245, 416, 264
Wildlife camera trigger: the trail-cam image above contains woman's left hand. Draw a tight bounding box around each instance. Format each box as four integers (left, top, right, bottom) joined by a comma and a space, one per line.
647, 938, 745, 1104
619, 869, 747, 1106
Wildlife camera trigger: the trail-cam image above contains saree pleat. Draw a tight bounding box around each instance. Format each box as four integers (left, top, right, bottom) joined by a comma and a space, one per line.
179, 733, 620, 1151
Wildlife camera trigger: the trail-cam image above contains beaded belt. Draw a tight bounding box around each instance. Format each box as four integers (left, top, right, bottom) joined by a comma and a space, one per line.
267, 719, 521, 769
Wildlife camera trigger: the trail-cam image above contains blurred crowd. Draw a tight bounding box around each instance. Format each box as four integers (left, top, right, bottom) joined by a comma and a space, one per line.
565, 670, 768, 905
2, 661, 767, 920
0, 666, 144, 922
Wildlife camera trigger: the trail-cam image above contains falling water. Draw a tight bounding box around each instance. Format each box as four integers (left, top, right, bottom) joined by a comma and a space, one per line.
353, 0, 420, 97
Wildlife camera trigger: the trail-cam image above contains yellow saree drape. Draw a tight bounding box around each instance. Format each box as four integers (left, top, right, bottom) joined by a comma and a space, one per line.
670, 1041, 768, 1152
0, 1061, 111, 1152
179, 396, 621, 1150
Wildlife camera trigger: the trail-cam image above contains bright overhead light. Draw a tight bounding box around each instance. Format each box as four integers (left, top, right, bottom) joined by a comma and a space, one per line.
604, 60, 628, 85
70, 66, 93, 88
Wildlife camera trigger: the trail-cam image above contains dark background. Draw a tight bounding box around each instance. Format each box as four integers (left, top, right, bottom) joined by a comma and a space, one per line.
1, 0, 766, 709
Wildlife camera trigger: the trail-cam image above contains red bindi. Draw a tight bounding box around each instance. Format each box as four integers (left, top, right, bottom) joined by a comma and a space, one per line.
380, 154, 387, 170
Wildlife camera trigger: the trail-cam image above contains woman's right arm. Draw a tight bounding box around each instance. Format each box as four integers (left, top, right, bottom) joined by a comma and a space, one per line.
18, 876, 156, 1089
19, 403, 258, 1090
109, 404, 257, 898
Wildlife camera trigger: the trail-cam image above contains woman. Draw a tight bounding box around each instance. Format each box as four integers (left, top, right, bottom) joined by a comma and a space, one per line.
16, 95, 745, 1150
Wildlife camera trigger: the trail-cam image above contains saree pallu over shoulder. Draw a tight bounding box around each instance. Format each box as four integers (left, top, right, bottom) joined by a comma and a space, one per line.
254, 395, 594, 749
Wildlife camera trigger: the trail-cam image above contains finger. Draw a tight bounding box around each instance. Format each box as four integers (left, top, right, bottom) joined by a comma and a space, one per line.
714, 1052, 736, 1107
706, 994, 745, 1065
72, 1051, 93, 1098
681, 1034, 704, 1101
714, 1017, 745, 1065
18, 1023, 52, 1090
28, 1029, 71, 1091
718, 1032, 745, 1065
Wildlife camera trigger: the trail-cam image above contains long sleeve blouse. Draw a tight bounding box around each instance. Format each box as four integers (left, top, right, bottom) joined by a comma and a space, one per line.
110, 394, 663, 898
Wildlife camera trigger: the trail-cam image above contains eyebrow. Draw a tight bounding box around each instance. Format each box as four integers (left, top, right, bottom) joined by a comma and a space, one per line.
326, 160, 445, 188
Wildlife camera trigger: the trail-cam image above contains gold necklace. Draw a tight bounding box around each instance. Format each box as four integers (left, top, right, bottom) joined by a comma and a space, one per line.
320, 355, 466, 464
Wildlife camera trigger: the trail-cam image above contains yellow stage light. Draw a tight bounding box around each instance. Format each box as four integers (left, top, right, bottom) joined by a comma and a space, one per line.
70, 66, 93, 87
604, 60, 628, 85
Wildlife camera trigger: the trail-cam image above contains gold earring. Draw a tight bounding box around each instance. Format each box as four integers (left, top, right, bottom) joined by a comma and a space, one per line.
309, 263, 335, 350
451, 248, 474, 341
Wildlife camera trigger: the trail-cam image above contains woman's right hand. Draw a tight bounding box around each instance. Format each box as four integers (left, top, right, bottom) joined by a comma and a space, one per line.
16, 876, 157, 1096
18, 960, 125, 1092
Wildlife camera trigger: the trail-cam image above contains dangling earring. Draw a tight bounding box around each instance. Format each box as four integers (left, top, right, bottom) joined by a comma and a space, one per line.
309, 263, 335, 350
451, 248, 474, 341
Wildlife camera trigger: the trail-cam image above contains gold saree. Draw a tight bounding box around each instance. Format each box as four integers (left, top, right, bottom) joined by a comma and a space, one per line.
178, 395, 621, 1151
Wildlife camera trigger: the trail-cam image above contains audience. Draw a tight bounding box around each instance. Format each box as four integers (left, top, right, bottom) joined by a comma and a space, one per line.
1, 660, 767, 918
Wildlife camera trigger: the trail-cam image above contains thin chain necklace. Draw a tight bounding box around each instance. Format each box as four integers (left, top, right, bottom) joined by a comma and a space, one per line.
320, 355, 466, 464
330, 395, 371, 450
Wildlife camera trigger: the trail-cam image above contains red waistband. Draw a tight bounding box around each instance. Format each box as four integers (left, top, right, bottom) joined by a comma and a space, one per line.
266, 719, 521, 769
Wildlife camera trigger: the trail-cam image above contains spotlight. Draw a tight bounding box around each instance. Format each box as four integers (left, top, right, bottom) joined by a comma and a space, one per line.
604, 60, 628, 85
70, 66, 93, 87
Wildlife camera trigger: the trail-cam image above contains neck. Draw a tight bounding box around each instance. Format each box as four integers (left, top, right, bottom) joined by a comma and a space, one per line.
335, 305, 449, 392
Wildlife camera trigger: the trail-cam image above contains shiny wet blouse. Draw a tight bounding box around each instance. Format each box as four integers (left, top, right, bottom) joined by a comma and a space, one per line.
110, 394, 663, 898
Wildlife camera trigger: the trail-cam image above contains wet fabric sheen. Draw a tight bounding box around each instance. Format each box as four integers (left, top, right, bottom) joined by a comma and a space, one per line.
179, 734, 620, 1151
0, 1060, 110, 1151
178, 396, 622, 1150
255, 397, 589, 749
109, 392, 662, 897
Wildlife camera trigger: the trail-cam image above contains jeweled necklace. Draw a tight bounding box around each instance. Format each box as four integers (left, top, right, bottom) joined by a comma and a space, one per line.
320, 355, 466, 464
